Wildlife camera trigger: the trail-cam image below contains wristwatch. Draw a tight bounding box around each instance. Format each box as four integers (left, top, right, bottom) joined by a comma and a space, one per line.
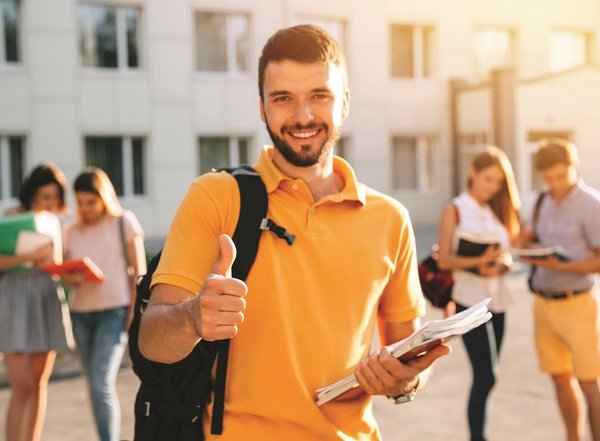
386, 377, 419, 405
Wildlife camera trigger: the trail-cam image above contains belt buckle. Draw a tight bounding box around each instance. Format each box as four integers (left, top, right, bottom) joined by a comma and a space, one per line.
565, 290, 574, 299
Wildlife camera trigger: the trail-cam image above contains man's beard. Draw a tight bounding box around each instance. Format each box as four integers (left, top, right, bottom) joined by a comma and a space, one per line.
264, 118, 341, 167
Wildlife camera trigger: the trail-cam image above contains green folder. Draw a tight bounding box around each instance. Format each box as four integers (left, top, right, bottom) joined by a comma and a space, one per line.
0, 211, 38, 255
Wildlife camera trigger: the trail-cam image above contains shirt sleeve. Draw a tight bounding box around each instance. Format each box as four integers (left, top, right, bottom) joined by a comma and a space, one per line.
123, 210, 144, 242
377, 206, 427, 324
584, 199, 600, 249
151, 172, 240, 295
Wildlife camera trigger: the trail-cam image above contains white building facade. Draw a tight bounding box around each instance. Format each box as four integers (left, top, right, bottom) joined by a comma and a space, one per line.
1, 0, 600, 241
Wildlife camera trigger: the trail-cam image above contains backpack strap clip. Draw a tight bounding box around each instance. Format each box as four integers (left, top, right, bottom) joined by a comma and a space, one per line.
260, 218, 295, 245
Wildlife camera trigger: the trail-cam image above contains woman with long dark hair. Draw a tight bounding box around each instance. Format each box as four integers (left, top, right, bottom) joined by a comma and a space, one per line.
62, 167, 145, 441
437, 146, 521, 441
0, 162, 71, 441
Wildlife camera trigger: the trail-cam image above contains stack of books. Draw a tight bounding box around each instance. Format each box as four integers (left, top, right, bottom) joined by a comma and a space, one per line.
0, 211, 58, 259
315, 298, 493, 406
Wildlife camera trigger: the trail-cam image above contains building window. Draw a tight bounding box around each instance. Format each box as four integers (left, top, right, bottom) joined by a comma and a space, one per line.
550, 30, 593, 72
0, 135, 25, 201
457, 133, 489, 189
392, 136, 435, 191
78, 4, 141, 70
0, 0, 20, 65
473, 27, 516, 77
390, 24, 433, 78
198, 137, 250, 175
85, 136, 145, 197
295, 16, 347, 52
196, 12, 250, 74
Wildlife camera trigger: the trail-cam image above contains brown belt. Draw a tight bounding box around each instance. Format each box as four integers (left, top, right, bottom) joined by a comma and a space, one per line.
534, 288, 591, 300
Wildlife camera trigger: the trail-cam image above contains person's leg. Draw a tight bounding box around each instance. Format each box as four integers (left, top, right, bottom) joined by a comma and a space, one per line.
551, 374, 585, 441
5, 353, 31, 441
87, 307, 128, 441
458, 304, 502, 441
578, 378, 600, 441
5, 351, 56, 441
71, 312, 94, 375
25, 352, 56, 441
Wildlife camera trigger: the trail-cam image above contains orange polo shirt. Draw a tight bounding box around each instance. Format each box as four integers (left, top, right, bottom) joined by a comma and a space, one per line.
152, 146, 426, 441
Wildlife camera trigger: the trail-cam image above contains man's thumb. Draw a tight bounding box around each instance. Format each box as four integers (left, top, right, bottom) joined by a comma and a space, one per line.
213, 234, 236, 277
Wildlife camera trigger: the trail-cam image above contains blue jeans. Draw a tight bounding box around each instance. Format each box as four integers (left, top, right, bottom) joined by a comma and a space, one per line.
71, 307, 128, 441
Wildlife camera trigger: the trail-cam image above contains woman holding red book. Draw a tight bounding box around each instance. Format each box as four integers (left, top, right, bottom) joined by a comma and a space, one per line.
62, 167, 146, 441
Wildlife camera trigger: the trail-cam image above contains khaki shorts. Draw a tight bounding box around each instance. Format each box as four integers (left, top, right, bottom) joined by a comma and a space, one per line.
534, 289, 600, 380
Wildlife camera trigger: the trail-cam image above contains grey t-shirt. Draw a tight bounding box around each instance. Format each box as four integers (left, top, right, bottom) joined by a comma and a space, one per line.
532, 181, 600, 292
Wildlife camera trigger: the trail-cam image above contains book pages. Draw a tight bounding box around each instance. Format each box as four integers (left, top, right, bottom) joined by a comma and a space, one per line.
315, 298, 492, 406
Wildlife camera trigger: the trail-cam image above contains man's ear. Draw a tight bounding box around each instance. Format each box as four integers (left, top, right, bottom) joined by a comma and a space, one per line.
259, 100, 266, 123
342, 89, 350, 120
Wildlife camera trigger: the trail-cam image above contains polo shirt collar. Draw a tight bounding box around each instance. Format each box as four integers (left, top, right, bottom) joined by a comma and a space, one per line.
254, 146, 366, 205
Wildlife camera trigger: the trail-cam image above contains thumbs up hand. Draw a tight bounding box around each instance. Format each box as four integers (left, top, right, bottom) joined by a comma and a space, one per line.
192, 234, 248, 341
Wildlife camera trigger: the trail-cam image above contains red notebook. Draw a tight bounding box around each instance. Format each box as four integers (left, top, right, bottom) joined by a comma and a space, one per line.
41, 256, 104, 282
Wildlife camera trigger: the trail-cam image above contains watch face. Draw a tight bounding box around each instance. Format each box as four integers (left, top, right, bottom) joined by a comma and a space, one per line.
388, 393, 416, 405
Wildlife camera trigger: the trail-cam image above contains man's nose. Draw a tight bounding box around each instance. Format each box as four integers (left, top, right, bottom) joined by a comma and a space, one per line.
293, 100, 314, 124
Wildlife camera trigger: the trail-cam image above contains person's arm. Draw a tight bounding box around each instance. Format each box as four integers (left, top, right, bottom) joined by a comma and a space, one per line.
525, 246, 600, 274
353, 318, 450, 398
139, 234, 247, 364
437, 204, 502, 272
0, 244, 53, 271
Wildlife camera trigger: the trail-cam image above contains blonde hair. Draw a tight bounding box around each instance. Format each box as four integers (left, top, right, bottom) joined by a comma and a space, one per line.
73, 167, 123, 217
468, 146, 521, 241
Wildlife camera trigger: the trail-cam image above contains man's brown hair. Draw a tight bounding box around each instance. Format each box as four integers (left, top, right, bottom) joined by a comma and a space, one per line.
258, 24, 347, 100
535, 137, 579, 171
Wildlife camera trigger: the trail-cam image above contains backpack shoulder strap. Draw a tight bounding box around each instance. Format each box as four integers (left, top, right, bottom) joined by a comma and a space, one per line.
211, 165, 268, 435
531, 191, 547, 241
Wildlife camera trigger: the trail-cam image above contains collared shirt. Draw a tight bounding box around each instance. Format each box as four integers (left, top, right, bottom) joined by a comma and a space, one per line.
152, 146, 425, 441
532, 181, 600, 292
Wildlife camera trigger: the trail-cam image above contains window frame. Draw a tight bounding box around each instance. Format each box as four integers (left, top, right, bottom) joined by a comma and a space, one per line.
390, 23, 435, 79
78, 2, 143, 72
391, 135, 437, 194
549, 29, 593, 72
194, 10, 252, 78
472, 25, 517, 78
0, 134, 26, 202
84, 134, 146, 199
198, 135, 252, 175
0, 0, 21, 67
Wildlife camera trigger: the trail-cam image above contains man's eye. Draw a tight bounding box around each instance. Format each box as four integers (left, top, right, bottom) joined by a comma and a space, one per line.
273, 96, 291, 102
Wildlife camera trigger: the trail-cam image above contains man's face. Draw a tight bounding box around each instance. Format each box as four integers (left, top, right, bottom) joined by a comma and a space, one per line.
540, 163, 578, 199
259, 60, 349, 167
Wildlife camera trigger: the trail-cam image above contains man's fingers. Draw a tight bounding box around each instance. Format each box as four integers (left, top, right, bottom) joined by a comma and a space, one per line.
212, 234, 237, 277
203, 274, 248, 298
405, 344, 452, 371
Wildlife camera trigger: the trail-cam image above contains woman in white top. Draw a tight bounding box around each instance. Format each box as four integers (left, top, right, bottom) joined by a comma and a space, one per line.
437, 146, 521, 441
62, 167, 146, 441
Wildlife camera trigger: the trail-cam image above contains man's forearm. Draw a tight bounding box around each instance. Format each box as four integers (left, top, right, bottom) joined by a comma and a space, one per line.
139, 300, 202, 364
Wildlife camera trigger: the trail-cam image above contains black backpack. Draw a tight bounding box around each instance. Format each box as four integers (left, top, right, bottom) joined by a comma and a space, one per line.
128, 166, 274, 441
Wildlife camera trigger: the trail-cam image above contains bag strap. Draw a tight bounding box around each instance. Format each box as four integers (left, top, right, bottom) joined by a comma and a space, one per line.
118, 215, 135, 285
211, 166, 269, 435
531, 191, 547, 242
528, 191, 547, 292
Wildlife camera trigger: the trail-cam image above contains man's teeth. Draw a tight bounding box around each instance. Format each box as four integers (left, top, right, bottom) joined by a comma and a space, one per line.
291, 130, 318, 139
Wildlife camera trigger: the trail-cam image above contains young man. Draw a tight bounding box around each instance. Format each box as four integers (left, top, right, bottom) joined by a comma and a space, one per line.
139, 25, 450, 441
524, 138, 600, 441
